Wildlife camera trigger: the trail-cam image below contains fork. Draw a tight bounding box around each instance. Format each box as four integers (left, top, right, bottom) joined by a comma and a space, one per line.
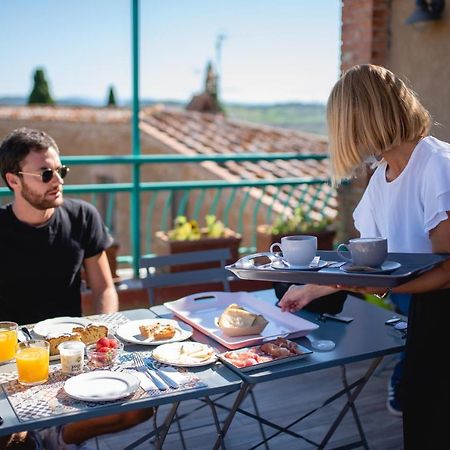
132, 353, 167, 391
145, 358, 179, 389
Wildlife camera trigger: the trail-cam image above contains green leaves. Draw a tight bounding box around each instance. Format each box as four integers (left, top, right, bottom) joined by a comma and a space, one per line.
168, 215, 226, 241
268, 207, 332, 235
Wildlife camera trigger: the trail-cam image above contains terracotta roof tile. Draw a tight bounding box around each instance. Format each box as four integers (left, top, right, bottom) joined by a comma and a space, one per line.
140, 106, 336, 221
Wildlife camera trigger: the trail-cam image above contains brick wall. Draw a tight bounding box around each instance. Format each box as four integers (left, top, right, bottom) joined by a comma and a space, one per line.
337, 0, 391, 242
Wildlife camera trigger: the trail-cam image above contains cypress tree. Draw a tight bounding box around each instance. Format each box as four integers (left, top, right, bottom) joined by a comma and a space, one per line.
28, 68, 54, 105
107, 86, 117, 107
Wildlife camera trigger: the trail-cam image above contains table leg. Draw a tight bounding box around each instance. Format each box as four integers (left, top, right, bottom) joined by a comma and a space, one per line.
154, 401, 180, 450
213, 383, 253, 450
341, 365, 369, 450
318, 357, 382, 449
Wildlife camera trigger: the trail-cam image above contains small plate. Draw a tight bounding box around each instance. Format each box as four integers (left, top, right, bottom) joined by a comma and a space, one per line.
33, 317, 92, 338
116, 319, 193, 346
340, 261, 402, 274
152, 342, 218, 367
64, 371, 140, 401
270, 260, 328, 271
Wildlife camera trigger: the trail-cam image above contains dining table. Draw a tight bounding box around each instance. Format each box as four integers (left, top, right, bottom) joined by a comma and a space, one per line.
0, 289, 405, 449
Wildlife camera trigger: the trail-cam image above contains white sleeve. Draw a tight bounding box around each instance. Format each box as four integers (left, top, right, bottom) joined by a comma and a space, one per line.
422, 153, 450, 233
353, 189, 381, 237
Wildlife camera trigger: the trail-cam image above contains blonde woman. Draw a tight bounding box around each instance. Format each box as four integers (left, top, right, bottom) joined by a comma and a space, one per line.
279, 64, 450, 449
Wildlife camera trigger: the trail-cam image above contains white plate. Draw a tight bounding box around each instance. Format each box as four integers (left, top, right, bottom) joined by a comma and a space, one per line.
33, 317, 92, 338
270, 260, 328, 271
115, 319, 193, 346
152, 342, 218, 367
64, 370, 140, 401
340, 261, 402, 274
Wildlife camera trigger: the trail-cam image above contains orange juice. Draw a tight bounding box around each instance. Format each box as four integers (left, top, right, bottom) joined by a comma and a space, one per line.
16, 341, 49, 385
0, 322, 18, 363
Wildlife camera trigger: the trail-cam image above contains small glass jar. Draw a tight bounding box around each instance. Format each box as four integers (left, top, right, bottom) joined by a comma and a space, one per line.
58, 341, 86, 375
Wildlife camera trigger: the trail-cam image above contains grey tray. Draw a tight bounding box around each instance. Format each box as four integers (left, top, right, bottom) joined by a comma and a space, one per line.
217, 342, 313, 373
226, 251, 449, 288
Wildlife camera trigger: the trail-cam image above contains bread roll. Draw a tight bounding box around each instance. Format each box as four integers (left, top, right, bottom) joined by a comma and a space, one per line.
218, 304, 268, 336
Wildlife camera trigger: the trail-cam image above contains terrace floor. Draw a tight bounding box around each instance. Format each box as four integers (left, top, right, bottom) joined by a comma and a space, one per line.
97, 356, 403, 449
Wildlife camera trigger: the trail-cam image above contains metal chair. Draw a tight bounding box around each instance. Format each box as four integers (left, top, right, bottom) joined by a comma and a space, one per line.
140, 248, 232, 306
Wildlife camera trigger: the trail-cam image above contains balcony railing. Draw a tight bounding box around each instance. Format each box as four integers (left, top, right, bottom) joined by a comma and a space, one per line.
0, 153, 333, 275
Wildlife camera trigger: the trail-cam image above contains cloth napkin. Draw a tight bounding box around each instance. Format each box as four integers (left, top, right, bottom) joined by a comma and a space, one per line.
130, 366, 189, 391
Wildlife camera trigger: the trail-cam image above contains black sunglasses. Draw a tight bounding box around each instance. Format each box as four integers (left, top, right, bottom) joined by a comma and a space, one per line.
18, 165, 70, 183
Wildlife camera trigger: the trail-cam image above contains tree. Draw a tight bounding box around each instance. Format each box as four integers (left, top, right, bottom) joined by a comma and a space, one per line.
28, 68, 54, 105
107, 86, 117, 107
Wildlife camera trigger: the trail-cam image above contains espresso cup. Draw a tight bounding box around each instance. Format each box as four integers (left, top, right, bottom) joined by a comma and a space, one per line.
337, 237, 387, 267
270, 235, 317, 267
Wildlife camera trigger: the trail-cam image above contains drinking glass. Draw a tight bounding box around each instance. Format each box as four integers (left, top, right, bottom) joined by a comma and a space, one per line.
0, 322, 18, 364
16, 340, 50, 385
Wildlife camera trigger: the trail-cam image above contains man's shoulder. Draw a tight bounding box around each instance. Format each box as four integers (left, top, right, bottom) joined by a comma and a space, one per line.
60, 198, 99, 217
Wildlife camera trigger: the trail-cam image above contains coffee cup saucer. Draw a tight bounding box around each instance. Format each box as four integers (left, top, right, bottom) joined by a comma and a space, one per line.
340, 261, 401, 274
271, 260, 328, 271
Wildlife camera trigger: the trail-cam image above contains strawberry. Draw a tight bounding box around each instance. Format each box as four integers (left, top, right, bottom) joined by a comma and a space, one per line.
96, 337, 110, 349
108, 338, 119, 349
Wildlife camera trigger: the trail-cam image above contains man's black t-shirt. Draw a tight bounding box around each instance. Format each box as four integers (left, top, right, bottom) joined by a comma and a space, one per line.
0, 199, 113, 325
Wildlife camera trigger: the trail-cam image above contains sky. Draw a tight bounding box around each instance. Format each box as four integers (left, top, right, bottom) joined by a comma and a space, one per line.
0, 0, 341, 105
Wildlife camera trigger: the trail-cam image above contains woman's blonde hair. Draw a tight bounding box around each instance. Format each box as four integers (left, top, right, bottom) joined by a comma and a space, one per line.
327, 64, 431, 183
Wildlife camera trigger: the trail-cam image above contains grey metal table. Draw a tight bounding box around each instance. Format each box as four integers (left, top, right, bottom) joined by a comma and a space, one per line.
0, 308, 243, 449
152, 289, 405, 449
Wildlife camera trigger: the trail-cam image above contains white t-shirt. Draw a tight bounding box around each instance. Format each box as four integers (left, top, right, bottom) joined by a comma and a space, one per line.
353, 136, 450, 253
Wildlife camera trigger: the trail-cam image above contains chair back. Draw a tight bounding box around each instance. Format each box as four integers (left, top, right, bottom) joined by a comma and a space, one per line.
140, 248, 232, 305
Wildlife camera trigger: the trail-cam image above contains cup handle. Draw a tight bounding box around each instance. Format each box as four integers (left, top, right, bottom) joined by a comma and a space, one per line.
336, 243, 352, 263
270, 242, 282, 254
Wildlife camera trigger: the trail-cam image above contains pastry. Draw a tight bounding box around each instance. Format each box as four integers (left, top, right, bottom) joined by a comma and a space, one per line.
217, 304, 268, 336
139, 322, 176, 340
46, 333, 82, 356
72, 324, 108, 345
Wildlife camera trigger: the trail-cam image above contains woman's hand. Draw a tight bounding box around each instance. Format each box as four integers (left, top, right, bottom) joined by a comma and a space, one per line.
279, 284, 339, 312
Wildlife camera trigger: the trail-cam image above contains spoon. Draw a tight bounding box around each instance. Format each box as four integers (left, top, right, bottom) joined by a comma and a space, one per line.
21, 327, 33, 341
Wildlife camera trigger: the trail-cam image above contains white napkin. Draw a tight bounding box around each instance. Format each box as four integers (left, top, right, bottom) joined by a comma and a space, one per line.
131, 367, 188, 391
132, 370, 158, 391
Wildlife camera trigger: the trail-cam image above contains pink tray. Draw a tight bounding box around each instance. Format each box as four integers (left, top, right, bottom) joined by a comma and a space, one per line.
164, 291, 319, 350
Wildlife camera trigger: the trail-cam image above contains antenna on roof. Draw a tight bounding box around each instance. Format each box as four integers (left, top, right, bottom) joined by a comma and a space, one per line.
215, 33, 227, 79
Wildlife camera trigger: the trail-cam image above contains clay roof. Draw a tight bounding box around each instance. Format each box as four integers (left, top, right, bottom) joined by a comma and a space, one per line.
140, 106, 336, 221
0, 106, 130, 123
0, 104, 336, 220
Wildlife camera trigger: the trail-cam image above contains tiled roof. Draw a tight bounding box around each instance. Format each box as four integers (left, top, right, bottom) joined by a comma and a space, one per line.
0, 106, 130, 123
0, 104, 336, 220
140, 106, 336, 220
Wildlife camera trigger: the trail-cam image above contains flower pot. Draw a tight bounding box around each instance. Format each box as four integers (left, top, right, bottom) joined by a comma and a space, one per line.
154, 228, 242, 272
256, 224, 336, 253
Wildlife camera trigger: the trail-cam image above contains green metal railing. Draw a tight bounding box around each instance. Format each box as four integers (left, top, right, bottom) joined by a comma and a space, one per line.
0, 153, 332, 275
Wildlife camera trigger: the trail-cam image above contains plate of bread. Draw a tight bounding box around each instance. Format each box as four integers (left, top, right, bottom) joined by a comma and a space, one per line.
32, 318, 110, 359
115, 318, 193, 345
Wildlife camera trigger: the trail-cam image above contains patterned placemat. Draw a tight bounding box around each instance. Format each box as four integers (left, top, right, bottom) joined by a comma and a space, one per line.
85, 311, 130, 333
2, 351, 206, 423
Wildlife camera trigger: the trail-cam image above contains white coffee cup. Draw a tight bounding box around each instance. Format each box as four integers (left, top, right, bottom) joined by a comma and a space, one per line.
270, 235, 317, 267
337, 237, 387, 267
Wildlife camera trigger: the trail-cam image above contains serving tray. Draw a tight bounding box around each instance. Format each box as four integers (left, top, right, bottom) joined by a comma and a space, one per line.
217, 340, 313, 373
164, 291, 318, 350
226, 251, 450, 288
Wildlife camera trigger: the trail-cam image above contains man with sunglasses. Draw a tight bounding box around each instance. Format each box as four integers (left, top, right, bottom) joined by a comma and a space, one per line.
0, 128, 153, 450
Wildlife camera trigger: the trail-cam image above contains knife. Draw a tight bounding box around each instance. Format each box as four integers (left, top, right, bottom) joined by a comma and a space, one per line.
145, 358, 179, 389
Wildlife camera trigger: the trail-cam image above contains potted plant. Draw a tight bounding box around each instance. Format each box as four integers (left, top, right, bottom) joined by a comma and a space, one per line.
154, 215, 242, 271
256, 208, 336, 252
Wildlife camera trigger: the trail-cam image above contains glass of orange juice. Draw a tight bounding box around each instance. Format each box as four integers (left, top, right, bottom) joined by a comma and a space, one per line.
0, 322, 18, 364
16, 340, 50, 386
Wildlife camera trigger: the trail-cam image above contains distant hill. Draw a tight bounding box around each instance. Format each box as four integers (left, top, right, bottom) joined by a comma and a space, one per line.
225, 102, 326, 136
0, 96, 327, 136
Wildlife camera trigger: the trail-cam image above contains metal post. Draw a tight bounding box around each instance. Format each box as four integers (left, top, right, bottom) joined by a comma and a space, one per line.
131, 0, 141, 277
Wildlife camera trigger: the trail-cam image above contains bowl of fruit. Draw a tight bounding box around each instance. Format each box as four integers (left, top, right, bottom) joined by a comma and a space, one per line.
86, 336, 124, 369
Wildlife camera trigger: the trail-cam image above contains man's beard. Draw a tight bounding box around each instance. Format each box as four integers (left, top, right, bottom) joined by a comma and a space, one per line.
21, 183, 64, 210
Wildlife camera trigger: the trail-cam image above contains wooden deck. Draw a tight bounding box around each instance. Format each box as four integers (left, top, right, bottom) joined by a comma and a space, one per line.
98, 356, 403, 449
